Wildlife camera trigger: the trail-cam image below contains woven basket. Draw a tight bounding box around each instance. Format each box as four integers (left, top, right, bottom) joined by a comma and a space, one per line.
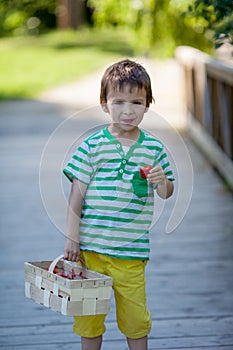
24, 255, 112, 316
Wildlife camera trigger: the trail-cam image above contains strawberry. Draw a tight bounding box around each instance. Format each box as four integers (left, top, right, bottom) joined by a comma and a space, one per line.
140, 166, 152, 179
78, 271, 88, 279
71, 268, 76, 280
56, 272, 69, 278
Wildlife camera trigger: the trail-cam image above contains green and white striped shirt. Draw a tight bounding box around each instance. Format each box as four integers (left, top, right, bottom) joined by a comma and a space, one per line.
64, 127, 174, 260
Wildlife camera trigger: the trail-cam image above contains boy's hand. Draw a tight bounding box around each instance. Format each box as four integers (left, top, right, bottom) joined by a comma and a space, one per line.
64, 238, 80, 262
147, 166, 166, 185
147, 166, 174, 199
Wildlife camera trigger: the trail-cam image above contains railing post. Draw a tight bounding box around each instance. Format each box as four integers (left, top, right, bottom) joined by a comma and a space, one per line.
175, 46, 233, 189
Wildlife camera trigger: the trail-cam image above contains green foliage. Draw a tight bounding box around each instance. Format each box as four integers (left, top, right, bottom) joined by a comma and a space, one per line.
0, 0, 56, 36
0, 0, 215, 56
88, 0, 212, 56
88, 0, 170, 51
88, 0, 131, 27
187, 0, 233, 47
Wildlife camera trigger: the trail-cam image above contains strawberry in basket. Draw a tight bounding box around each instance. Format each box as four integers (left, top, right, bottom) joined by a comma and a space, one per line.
55, 268, 87, 280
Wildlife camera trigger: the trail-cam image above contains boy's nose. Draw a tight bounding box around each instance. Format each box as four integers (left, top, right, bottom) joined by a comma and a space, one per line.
123, 102, 133, 114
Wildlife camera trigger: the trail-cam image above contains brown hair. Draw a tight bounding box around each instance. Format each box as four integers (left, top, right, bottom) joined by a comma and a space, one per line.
100, 59, 153, 107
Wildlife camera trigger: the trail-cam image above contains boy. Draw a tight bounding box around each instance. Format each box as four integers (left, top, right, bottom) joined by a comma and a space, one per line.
63, 59, 174, 350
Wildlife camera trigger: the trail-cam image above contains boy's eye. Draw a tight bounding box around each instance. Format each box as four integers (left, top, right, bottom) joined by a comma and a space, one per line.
111, 100, 144, 105
113, 100, 124, 104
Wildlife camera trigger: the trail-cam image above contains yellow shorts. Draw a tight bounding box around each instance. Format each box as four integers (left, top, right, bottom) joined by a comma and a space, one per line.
73, 251, 152, 339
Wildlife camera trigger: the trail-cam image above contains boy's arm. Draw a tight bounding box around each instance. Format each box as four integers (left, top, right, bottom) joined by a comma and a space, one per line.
64, 179, 88, 262
147, 166, 174, 199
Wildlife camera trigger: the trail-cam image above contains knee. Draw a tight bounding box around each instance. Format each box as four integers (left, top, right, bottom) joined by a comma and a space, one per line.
73, 315, 106, 338
117, 310, 152, 339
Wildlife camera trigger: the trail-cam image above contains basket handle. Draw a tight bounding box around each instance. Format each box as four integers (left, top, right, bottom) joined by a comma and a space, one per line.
48, 254, 87, 273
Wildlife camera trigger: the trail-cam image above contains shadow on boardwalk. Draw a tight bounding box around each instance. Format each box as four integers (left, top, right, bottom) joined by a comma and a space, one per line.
0, 60, 233, 349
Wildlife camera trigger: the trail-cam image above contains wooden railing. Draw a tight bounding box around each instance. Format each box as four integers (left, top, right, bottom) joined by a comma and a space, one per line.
176, 46, 233, 189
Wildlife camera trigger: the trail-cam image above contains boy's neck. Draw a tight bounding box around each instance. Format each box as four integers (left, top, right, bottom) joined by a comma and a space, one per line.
108, 124, 140, 146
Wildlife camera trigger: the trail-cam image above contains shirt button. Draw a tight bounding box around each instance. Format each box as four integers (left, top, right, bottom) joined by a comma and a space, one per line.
119, 169, 123, 173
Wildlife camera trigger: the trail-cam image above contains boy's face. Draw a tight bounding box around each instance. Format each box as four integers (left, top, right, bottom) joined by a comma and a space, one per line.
102, 84, 148, 133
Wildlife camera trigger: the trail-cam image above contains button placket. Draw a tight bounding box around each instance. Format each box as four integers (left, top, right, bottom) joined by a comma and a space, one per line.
115, 143, 129, 178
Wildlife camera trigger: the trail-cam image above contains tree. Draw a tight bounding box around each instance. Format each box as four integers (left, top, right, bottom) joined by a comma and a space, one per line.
87, 0, 179, 53
187, 0, 233, 47
0, 0, 56, 36
87, 0, 212, 56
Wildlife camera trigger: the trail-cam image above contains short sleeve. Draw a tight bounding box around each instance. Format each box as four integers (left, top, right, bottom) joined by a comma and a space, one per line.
63, 141, 93, 184
156, 145, 175, 182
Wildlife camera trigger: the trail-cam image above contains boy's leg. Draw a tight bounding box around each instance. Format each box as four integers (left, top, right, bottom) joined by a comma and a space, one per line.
73, 252, 107, 348
127, 336, 148, 350
81, 335, 102, 350
113, 259, 151, 340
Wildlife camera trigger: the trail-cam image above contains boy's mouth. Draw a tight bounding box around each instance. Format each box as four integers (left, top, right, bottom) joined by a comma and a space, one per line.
122, 119, 136, 125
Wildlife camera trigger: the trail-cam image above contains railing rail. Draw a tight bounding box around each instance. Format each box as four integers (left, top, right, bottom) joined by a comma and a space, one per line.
176, 46, 233, 189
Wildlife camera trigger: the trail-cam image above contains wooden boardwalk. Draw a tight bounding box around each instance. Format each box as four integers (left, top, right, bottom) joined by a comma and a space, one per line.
0, 60, 233, 349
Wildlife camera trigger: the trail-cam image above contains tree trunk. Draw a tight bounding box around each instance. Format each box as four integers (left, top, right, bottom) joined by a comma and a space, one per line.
57, 0, 86, 29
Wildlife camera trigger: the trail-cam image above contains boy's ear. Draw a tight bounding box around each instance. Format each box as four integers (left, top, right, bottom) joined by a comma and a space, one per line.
101, 103, 109, 114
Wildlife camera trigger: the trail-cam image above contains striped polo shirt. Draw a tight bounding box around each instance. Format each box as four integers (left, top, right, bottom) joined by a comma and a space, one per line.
63, 127, 174, 260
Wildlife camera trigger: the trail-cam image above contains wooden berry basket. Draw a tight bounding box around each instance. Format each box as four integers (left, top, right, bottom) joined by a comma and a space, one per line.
24, 255, 113, 316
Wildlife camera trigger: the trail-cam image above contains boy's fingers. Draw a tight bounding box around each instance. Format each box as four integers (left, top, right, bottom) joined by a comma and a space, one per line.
148, 167, 160, 178
64, 250, 80, 262
64, 250, 73, 261
64, 250, 69, 260
72, 253, 80, 262
150, 166, 162, 173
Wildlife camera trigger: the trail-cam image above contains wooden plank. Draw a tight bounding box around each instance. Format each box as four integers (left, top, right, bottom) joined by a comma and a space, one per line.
193, 60, 207, 125
176, 46, 233, 85
217, 82, 232, 158
206, 63, 233, 86
1, 331, 233, 349
176, 45, 233, 166
203, 76, 213, 135
3, 344, 233, 350
188, 114, 233, 189
1, 316, 233, 337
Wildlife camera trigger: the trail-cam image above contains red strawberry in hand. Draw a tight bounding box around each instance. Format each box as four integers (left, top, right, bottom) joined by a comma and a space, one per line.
140, 166, 152, 179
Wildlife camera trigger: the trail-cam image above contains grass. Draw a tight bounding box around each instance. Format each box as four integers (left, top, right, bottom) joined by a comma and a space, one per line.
0, 28, 135, 100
